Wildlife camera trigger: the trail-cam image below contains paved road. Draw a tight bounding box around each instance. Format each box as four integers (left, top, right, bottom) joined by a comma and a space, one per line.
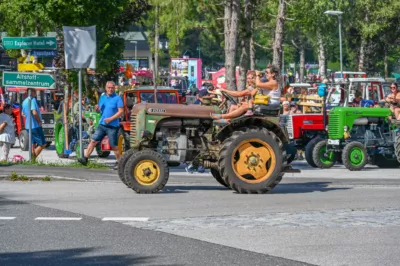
1, 162, 400, 266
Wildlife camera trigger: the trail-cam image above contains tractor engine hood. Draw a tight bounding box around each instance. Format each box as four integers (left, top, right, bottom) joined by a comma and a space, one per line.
131, 103, 219, 118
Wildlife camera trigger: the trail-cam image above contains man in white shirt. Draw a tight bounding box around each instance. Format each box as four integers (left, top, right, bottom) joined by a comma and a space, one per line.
0, 104, 16, 161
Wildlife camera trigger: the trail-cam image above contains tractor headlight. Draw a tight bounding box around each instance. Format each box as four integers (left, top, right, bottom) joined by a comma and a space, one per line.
344, 126, 349, 132
50, 119, 54, 124
325, 125, 329, 131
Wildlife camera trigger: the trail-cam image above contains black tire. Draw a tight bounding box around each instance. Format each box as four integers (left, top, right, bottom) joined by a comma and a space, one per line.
117, 128, 130, 155
312, 140, 335, 169
218, 126, 285, 194
118, 149, 137, 187
19, 130, 29, 151
342, 141, 368, 171
395, 134, 400, 163
305, 137, 323, 168
124, 149, 169, 193
96, 143, 110, 158
210, 168, 229, 188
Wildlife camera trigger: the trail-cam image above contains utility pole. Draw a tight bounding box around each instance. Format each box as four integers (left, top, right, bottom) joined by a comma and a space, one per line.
153, 4, 159, 103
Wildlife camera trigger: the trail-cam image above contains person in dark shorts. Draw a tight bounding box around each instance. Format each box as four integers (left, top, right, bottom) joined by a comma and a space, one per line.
21, 88, 47, 161
78, 81, 123, 169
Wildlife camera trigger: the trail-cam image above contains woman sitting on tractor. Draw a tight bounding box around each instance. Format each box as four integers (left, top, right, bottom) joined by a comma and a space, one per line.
386, 82, 400, 120
211, 65, 281, 124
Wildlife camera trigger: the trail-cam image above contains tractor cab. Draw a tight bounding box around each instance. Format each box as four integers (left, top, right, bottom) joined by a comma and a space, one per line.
346, 78, 385, 107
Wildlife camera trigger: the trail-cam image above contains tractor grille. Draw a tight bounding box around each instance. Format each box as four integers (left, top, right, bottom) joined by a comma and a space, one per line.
130, 114, 137, 146
328, 114, 340, 138
286, 115, 294, 139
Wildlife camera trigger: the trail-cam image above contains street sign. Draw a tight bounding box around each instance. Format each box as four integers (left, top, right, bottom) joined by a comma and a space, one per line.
2, 37, 57, 50
31, 50, 57, 57
2, 71, 56, 89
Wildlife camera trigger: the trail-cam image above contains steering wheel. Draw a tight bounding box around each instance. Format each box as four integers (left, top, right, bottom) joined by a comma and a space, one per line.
220, 90, 238, 105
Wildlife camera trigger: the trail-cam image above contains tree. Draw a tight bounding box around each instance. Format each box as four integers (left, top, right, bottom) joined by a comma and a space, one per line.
224, 0, 241, 91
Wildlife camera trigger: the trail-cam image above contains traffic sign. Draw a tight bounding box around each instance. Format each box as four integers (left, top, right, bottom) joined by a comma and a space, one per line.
2, 37, 57, 50
2, 71, 56, 89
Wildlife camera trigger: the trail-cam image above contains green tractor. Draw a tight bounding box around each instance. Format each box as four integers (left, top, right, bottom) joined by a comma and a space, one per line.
313, 106, 400, 170
54, 106, 110, 159
118, 91, 299, 194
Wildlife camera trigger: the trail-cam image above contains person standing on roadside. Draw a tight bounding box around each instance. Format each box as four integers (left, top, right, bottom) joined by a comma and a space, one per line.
21, 88, 47, 161
78, 81, 123, 170
0, 104, 16, 161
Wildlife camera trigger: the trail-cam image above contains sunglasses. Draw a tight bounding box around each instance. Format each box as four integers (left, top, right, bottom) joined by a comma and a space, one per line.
391, 86, 397, 89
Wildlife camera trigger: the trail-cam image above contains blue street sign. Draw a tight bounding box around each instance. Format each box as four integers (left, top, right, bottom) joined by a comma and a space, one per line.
31, 50, 57, 58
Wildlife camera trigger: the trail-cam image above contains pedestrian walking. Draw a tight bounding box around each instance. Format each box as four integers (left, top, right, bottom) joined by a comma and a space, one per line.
0, 104, 16, 161
78, 81, 123, 170
21, 88, 47, 161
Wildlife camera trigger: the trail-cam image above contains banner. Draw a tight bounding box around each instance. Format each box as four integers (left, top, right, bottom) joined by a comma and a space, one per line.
63, 26, 96, 69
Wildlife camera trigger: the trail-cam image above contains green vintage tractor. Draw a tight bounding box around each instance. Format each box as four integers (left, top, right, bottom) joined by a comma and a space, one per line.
54, 107, 111, 158
313, 106, 400, 170
118, 91, 299, 194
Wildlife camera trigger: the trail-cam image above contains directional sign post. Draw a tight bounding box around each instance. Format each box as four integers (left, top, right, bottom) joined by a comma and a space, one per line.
2, 71, 56, 90
2, 37, 57, 50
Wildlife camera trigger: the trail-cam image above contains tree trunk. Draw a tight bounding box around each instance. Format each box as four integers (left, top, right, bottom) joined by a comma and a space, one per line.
272, 0, 286, 68
384, 47, 388, 78
299, 46, 305, 82
238, 0, 252, 91
358, 39, 366, 72
317, 31, 326, 78
224, 0, 240, 91
250, 32, 255, 70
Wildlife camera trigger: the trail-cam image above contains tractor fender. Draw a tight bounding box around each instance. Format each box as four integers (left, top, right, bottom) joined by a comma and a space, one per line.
215, 117, 289, 144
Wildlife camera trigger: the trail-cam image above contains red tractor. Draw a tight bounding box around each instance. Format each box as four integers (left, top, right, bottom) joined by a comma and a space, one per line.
1, 87, 60, 150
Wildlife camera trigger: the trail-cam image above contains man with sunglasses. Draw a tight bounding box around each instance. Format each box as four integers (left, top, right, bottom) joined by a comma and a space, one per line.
386, 83, 400, 120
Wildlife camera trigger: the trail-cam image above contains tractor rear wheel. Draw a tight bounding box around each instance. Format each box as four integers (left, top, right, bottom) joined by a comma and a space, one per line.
305, 137, 323, 168
312, 140, 335, 169
342, 141, 368, 171
218, 127, 285, 194
210, 168, 229, 188
124, 149, 169, 193
395, 134, 400, 163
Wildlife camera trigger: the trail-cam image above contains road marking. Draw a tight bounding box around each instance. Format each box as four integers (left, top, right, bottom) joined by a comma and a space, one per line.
0, 217, 16, 220
102, 217, 149, 222
34, 217, 82, 221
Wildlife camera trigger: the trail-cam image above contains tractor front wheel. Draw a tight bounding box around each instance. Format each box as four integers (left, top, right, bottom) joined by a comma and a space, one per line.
19, 130, 29, 151
124, 149, 169, 193
96, 143, 110, 158
312, 140, 335, 169
342, 142, 368, 171
305, 137, 323, 167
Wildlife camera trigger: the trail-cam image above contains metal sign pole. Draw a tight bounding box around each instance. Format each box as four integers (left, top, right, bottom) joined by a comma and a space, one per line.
78, 69, 83, 158
28, 89, 32, 161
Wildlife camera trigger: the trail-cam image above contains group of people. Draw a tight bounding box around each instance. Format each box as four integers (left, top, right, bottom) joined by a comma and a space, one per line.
0, 88, 48, 162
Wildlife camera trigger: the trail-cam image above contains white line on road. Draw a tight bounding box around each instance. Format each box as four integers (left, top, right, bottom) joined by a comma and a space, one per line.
34, 217, 82, 221
102, 217, 150, 222
0, 217, 16, 220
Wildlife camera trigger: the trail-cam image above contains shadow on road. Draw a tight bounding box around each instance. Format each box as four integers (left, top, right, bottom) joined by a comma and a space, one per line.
272, 182, 351, 194
161, 185, 229, 193
0, 248, 158, 266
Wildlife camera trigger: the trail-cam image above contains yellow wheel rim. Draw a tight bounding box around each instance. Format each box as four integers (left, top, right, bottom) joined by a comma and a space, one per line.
118, 134, 124, 155
134, 160, 160, 186
232, 139, 276, 184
